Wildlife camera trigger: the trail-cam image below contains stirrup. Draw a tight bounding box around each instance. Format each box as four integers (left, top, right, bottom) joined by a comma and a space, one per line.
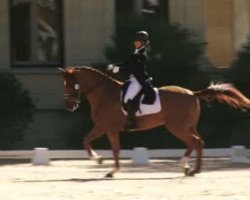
124, 118, 137, 131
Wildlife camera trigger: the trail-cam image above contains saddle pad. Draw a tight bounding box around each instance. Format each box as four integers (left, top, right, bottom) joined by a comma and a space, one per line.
121, 88, 162, 117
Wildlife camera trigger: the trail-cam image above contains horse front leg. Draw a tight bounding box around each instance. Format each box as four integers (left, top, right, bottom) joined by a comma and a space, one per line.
83, 126, 104, 164
105, 132, 120, 178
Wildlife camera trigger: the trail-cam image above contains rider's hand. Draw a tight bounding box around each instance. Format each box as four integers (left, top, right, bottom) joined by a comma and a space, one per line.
112, 66, 120, 74
107, 64, 114, 71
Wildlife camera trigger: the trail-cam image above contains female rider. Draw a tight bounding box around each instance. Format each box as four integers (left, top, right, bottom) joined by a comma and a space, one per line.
107, 31, 155, 130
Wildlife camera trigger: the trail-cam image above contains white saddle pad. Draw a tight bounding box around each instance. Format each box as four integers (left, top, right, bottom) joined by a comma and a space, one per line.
121, 88, 162, 117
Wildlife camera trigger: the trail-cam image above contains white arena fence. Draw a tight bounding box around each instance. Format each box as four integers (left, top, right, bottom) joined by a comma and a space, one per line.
230, 146, 250, 164
0, 146, 249, 165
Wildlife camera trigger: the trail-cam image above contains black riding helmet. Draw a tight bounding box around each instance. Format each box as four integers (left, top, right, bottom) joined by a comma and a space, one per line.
135, 31, 149, 46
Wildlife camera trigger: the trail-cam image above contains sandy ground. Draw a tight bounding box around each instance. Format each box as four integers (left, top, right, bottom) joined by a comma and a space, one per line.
0, 158, 249, 200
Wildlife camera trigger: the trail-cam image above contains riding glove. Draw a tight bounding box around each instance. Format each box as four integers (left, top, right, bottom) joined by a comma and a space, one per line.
112, 66, 120, 73
107, 64, 114, 71
107, 64, 119, 73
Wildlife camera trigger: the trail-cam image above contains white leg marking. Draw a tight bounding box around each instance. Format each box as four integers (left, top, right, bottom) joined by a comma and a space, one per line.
180, 156, 190, 168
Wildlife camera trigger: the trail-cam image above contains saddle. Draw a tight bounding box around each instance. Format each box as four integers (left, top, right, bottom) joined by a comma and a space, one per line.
121, 80, 158, 115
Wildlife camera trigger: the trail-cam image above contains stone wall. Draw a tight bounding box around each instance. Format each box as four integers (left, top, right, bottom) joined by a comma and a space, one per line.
63, 0, 115, 65
233, 0, 250, 51
169, 0, 205, 40
170, 0, 250, 67
15, 72, 63, 110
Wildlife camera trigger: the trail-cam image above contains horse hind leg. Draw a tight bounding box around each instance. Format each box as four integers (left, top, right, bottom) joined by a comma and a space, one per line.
183, 127, 204, 176
180, 143, 193, 176
178, 128, 204, 176
189, 133, 205, 176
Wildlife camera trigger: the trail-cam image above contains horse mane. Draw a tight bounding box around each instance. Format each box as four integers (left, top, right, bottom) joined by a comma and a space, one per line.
72, 66, 123, 85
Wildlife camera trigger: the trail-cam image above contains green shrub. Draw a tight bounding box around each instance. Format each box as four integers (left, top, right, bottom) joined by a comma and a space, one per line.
231, 36, 250, 96
0, 73, 35, 149
228, 36, 250, 147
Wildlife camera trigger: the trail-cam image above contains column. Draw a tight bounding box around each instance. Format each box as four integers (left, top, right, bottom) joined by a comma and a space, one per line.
0, 0, 10, 69
204, 0, 250, 67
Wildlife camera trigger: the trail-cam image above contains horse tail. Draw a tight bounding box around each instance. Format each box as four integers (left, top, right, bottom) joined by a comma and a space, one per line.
194, 83, 250, 110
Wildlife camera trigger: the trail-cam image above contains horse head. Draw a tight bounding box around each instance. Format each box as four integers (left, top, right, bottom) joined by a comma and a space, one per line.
59, 67, 82, 112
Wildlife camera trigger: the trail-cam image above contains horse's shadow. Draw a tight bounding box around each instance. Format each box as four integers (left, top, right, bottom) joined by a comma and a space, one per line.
14, 176, 185, 183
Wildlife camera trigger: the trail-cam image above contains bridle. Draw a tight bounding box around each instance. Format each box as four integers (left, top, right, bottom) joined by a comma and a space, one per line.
64, 83, 82, 111
58, 67, 82, 111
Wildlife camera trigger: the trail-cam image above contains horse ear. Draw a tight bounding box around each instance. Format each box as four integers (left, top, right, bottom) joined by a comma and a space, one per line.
58, 67, 65, 73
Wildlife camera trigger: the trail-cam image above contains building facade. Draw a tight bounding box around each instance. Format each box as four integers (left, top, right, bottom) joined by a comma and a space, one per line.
170, 0, 250, 67
0, 0, 115, 148
0, 0, 249, 148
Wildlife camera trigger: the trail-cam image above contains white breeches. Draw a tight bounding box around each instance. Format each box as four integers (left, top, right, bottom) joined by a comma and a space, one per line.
123, 76, 142, 103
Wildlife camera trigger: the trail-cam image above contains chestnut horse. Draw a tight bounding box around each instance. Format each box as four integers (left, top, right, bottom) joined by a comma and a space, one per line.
59, 66, 250, 177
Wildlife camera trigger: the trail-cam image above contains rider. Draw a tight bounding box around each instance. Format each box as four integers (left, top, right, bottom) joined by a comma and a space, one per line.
107, 31, 155, 130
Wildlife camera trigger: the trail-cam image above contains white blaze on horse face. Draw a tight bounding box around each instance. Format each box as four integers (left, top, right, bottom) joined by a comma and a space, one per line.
64, 80, 67, 86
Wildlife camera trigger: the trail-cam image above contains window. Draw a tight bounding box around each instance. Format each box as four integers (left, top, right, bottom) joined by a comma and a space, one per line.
10, 0, 63, 67
142, 0, 168, 20
116, 0, 168, 20
116, 0, 134, 16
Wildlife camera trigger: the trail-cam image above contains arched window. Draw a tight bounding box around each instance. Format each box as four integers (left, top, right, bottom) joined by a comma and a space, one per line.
10, 0, 63, 67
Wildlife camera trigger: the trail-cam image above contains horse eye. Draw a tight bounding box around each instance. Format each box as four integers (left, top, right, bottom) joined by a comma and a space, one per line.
74, 84, 80, 90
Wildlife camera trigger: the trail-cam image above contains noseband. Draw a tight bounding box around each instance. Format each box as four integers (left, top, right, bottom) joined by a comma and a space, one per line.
64, 83, 82, 104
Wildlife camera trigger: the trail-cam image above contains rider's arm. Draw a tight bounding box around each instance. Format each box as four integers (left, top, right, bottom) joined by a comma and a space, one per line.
116, 52, 142, 70
107, 56, 132, 73
114, 57, 132, 71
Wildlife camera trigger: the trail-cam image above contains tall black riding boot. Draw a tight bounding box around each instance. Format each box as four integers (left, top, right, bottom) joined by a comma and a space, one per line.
124, 100, 137, 131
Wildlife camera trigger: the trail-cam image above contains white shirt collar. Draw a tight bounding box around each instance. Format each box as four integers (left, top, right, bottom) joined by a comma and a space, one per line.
134, 46, 145, 54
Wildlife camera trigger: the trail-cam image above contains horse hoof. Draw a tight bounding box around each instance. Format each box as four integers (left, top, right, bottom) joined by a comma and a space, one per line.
188, 170, 196, 177
97, 157, 103, 165
105, 172, 113, 178
184, 167, 190, 176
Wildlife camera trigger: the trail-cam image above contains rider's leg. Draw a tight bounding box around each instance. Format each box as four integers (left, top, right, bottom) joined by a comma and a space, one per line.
123, 78, 142, 104
124, 99, 137, 130
123, 78, 141, 131
141, 81, 156, 104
